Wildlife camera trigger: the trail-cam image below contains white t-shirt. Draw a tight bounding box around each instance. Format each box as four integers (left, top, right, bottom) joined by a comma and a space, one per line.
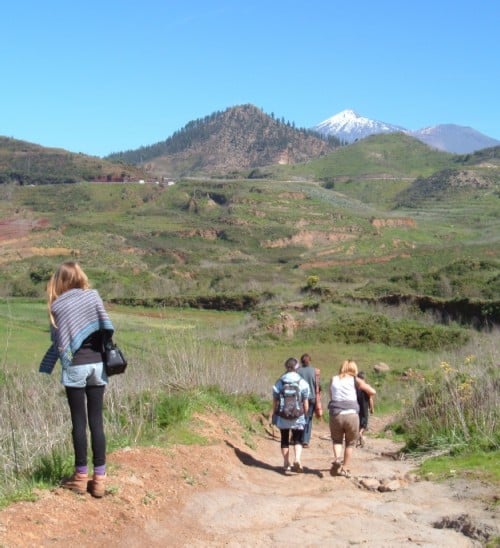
330, 375, 357, 415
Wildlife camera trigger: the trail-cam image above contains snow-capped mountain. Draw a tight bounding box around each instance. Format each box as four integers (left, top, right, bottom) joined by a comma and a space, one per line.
408, 124, 500, 154
313, 109, 405, 143
313, 110, 500, 153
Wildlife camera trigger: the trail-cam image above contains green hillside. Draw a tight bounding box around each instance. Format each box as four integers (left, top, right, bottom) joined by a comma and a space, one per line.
0, 136, 147, 185
270, 133, 456, 179
1, 174, 498, 312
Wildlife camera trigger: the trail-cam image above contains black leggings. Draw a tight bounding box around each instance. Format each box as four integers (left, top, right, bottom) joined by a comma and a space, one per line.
280, 428, 304, 448
65, 385, 106, 467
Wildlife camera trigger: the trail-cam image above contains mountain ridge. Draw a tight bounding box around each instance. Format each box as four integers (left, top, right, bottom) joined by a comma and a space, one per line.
107, 104, 338, 178
313, 109, 500, 153
1, 104, 499, 182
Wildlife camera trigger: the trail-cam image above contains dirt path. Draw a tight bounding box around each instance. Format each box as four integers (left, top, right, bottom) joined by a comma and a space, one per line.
0, 414, 497, 547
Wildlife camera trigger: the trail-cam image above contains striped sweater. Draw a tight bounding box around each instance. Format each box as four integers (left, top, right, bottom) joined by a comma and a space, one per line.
39, 288, 114, 373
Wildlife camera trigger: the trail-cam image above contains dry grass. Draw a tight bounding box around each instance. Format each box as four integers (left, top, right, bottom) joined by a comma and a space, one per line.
0, 330, 270, 501
400, 330, 500, 453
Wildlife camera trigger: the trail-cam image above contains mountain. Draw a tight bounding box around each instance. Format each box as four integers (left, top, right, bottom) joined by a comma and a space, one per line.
0, 136, 146, 185
408, 125, 500, 154
106, 104, 338, 178
313, 109, 406, 143
313, 110, 500, 154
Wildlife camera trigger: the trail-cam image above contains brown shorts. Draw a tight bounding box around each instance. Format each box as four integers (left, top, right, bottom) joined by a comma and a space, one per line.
329, 413, 359, 447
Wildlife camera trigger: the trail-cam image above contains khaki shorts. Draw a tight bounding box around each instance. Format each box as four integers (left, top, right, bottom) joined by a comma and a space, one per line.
329, 412, 359, 447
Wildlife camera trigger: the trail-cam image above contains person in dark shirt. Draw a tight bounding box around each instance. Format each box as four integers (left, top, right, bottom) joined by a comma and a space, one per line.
297, 353, 317, 448
356, 371, 374, 447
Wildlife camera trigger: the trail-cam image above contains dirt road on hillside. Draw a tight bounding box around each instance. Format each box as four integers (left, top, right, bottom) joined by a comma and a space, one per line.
0, 414, 498, 547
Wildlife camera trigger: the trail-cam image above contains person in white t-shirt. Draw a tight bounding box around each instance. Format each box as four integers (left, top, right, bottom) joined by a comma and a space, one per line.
328, 359, 376, 477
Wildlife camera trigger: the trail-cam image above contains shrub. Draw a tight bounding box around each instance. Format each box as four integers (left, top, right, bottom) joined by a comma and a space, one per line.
398, 341, 500, 453
305, 312, 469, 351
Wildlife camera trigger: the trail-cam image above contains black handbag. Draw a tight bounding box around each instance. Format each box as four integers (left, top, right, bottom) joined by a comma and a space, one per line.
103, 340, 128, 376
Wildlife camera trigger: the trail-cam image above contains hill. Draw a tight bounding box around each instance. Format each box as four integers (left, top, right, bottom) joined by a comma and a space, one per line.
270, 133, 456, 181
0, 136, 147, 185
453, 144, 500, 166
1, 170, 498, 310
106, 104, 339, 178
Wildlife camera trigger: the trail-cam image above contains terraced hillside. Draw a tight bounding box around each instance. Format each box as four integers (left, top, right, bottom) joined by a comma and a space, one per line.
0, 169, 498, 306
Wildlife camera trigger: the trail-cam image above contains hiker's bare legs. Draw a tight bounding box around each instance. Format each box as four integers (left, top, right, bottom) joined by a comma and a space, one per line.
294, 443, 303, 465
357, 427, 366, 447
343, 446, 353, 469
333, 443, 343, 462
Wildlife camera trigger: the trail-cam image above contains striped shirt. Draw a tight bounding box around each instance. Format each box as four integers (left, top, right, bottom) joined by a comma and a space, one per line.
39, 289, 114, 373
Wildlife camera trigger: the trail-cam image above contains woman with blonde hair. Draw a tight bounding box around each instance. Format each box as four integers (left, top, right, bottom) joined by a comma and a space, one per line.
328, 359, 376, 477
39, 262, 114, 497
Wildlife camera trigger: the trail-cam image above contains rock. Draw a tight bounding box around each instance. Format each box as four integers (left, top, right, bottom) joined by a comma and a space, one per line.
378, 479, 401, 492
359, 478, 380, 491
433, 514, 495, 544
373, 362, 390, 373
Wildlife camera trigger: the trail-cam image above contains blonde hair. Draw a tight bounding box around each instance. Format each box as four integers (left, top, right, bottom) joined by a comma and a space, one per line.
339, 359, 358, 378
47, 262, 90, 326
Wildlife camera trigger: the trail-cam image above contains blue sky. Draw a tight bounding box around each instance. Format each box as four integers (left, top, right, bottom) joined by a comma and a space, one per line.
1, 0, 498, 157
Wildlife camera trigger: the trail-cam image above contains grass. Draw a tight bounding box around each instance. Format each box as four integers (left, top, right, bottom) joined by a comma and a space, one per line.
418, 450, 500, 482
0, 298, 498, 507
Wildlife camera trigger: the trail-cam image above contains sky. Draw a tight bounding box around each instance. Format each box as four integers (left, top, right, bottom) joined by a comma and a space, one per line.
1, 0, 499, 157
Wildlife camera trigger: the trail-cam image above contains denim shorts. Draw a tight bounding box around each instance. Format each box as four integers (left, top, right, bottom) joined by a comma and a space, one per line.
61, 362, 108, 388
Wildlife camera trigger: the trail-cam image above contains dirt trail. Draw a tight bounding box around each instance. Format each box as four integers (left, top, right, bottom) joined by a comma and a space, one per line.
0, 414, 497, 547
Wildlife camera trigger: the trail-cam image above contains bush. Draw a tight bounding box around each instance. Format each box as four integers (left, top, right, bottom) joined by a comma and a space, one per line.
305, 312, 469, 351
398, 344, 500, 453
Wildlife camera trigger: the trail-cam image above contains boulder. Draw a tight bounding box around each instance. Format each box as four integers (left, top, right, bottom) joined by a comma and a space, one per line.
378, 479, 401, 492
373, 362, 390, 374
359, 478, 380, 491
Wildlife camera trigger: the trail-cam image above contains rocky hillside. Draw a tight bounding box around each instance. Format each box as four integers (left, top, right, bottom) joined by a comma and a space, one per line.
107, 104, 339, 178
0, 137, 147, 185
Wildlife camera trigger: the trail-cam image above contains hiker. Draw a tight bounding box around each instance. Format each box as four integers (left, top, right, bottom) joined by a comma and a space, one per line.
328, 359, 376, 478
297, 353, 319, 448
272, 357, 310, 473
356, 371, 375, 447
39, 261, 114, 497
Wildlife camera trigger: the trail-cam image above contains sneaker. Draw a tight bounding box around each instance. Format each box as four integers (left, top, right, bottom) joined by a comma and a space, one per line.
338, 467, 351, 478
302, 443, 309, 448
330, 461, 341, 477
292, 462, 304, 473
61, 472, 88, 494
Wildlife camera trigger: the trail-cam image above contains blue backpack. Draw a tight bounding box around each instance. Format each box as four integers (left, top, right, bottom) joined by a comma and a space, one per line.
277, 379, 304, 419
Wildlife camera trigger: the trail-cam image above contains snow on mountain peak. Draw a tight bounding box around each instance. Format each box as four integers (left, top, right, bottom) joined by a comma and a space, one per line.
311, 110, 500, 152
313, 109, 405, 143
